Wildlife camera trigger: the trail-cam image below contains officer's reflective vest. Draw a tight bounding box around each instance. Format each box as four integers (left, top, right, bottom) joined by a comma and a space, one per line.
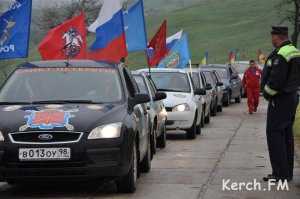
278, 44, 300, 93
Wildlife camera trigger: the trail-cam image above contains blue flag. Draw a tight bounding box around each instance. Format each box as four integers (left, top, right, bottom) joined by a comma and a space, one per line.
158, 32, 191, 68
0, 0, 32, 59
123, 0, 147, 52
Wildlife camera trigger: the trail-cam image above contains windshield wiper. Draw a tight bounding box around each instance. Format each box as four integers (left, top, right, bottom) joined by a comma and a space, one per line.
0, 102, 32, 105
32, 100, 100, 104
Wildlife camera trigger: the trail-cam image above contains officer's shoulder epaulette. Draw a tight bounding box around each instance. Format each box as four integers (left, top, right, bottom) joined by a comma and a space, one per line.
278, 44, 300, 62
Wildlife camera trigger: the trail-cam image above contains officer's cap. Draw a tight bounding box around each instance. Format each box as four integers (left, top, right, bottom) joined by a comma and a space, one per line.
271, 26, 288, 35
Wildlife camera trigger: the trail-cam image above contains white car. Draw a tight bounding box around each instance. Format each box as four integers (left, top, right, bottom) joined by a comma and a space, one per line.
137, 68, 206, 139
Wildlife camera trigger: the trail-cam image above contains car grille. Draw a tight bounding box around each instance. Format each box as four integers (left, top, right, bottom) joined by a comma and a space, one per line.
9, 131, 83, 144
165, 107, 173, 112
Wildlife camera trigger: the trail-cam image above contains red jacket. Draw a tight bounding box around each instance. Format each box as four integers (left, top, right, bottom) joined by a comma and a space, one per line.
242, 66, 262, 89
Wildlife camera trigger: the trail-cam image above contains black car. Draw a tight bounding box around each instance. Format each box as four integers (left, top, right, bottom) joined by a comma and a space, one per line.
0, 60, 152, 193
202, 64, 242, 106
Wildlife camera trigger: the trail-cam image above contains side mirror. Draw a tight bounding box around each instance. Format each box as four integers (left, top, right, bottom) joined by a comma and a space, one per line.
194, 88, 206, 95
154, 92, 167, 101
217, 82, 224, 87
133, 94, 151, 105
206, 83, 213, 90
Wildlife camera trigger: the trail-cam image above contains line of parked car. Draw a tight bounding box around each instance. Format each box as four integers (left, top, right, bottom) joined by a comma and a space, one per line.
0, 60, 243, 193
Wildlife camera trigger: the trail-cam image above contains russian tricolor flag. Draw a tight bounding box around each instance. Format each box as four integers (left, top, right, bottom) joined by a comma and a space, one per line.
88, 0, 128, 63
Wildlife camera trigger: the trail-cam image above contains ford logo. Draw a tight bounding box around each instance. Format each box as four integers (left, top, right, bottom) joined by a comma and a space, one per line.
38, 134, 53, 141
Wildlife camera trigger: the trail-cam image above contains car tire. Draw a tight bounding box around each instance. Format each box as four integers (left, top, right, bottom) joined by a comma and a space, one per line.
157, 123, 167, 148
204, 109, 210, 124
235, 95, 241, 103
217, 105, 222, 112
211, 101, 217, 116
200, 108, 205, 128
140, 135, 151, 173
186, 114, 197, 139
150, 124, 156, 159
117, 140, 138, 193
223, 94, 230, 107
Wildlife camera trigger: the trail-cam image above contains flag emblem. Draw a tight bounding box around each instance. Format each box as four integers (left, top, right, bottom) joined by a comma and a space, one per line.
0, 19, 16, 46
20, 110, 75, 131
62, 28, 84, 58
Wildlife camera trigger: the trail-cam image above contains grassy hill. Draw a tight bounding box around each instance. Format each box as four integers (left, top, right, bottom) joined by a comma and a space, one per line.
0, 0, 288, 79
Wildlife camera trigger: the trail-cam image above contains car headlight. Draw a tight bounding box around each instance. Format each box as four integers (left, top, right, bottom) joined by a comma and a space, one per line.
172, 103, 190, 112
88, 123, 122, 140
0, 131, 4, 142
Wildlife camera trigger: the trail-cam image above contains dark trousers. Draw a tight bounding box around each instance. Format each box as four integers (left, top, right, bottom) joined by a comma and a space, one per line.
266, 92, 299, 179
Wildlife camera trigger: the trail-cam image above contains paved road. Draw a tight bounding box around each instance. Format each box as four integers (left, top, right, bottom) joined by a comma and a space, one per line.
0, 99, 299, 199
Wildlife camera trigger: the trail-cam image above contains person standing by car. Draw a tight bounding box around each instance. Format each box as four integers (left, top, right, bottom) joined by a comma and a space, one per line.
242, 60, 262, 114
261, 26, 300, 182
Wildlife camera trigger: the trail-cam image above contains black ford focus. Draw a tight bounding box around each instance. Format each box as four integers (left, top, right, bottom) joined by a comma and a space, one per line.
0, 60, 152, 193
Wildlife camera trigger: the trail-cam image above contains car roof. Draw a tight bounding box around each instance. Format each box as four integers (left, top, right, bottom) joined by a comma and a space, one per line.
201, 64, 228, 69
19, 60, 118, 68
136, 68, 188, 74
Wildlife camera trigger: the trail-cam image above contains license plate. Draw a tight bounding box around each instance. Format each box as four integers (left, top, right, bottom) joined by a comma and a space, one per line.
19, 148, 71, 161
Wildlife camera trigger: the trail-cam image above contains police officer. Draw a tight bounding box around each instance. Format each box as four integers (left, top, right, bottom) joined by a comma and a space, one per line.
261, 26, 300, 182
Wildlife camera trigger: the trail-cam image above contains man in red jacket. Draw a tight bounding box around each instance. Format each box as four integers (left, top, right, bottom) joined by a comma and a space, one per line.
242, 60, 262, 114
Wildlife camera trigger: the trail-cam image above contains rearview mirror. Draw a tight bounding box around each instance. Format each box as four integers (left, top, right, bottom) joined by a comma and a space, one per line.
154, 92, 167, 101
194, 88, 206, 95
206, 83, 213, 90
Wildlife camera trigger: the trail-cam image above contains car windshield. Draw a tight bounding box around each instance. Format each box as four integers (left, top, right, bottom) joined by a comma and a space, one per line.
0, 67, 123, 104
150, 72, 191, 93
133, 75, 149, 95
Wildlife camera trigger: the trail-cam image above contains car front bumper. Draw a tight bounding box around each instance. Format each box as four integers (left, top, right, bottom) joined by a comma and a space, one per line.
0, 136, 132, 182
165, 111, 195, 130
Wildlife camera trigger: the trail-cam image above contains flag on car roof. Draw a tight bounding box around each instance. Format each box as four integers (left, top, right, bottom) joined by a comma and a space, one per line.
158, 31, 190, 68
38, 12, 87, 60
0, 0, 32, 60
123, 0, 147, 52
229, 50, 236, 64
147, 20, 168, 67
87, 0, 127, 63
201, 51, 208, 65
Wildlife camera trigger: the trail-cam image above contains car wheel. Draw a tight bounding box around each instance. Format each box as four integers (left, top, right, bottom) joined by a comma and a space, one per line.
186, 114, 197, 139
200, 108, 205, 128
140, 135, 151, 173
223, 94, 230, 107
150, 124, 156, 159
211, 101, 217, 116
204, 109, 210, 124
157, 123, 167, 148
117, 140, 138, 193
217, 105, 223, 112
235, 95, 241, 103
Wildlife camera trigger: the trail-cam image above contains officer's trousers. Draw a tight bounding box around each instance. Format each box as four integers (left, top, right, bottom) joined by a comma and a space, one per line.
266, 92, 299, 179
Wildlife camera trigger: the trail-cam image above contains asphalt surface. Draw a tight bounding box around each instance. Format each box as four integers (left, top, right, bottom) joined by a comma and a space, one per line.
0, 99, 299, 199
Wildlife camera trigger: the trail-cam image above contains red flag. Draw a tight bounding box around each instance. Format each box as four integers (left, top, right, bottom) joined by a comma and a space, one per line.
38, 12, 87, 60
147, 20, 168, 67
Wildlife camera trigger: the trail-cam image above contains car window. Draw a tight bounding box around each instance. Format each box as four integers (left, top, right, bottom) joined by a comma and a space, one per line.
0, 67, 123, 103
203, 71, 215, 87
145, 77, 156, 98
214, 68, 228, 80
150, 72, 191, 93
133, 75, 149, 95
190, 72, 200, 89
123, 68, 137, 98
200, 73, 207, 86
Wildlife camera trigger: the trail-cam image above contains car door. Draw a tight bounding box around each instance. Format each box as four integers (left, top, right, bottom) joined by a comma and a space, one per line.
123, 69, 149, 159
188, 73, 202, 125
200, 72, 211, 115
229, 66, 240, 98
